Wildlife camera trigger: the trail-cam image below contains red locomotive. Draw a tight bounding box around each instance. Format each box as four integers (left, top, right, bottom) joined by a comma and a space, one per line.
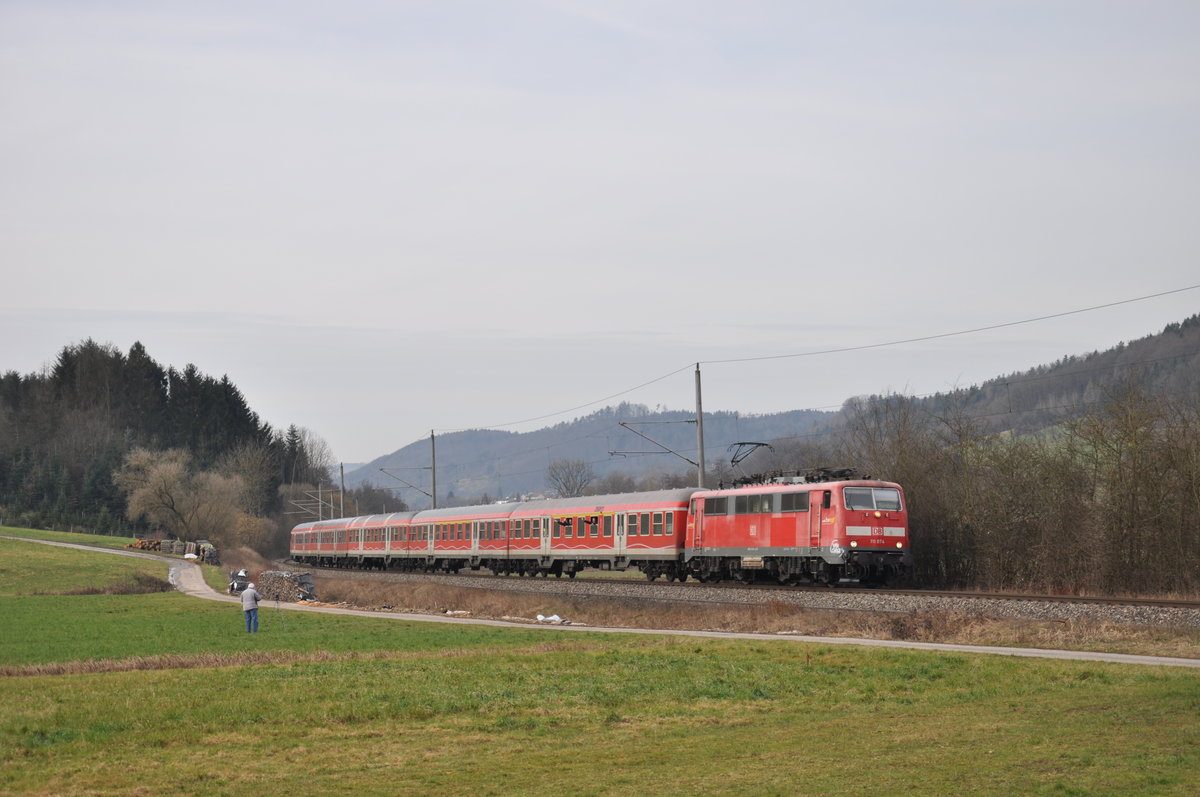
290, 473, 910, 586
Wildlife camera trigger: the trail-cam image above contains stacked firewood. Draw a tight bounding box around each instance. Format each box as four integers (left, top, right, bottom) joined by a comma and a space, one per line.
127, 539, 161, 551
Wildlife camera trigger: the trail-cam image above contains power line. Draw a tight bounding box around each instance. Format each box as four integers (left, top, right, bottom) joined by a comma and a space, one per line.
702, 284, 1200, 365
438, 363, 694, 432
435, 284, 1199, 435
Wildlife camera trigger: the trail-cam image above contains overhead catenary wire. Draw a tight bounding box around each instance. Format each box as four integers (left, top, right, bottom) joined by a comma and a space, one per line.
436, 284, 1200, 437
351, 286, 1198, 503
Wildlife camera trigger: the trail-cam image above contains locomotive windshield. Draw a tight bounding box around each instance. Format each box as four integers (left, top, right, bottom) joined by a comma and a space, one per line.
843, 487, 902, 511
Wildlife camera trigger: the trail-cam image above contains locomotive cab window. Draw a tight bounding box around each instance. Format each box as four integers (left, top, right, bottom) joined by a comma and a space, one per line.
843, 487, 903, 512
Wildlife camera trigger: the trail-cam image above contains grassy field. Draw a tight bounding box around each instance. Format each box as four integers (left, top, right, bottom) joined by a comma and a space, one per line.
2, 531, 1199, 796
0, 526, 139, 551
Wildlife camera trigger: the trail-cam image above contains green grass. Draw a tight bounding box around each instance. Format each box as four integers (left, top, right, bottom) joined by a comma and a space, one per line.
0, 525, 138, 551
2, 530, 1199, 796
0, 537, 167, 596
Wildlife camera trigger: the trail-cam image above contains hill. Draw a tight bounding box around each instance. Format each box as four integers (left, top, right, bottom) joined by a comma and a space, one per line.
346, 402, 837, 503
914, 314, 1200, 434
348, 315, 1200, 506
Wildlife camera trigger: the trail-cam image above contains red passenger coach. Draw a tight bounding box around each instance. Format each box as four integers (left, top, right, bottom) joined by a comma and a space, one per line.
290, 512, 415, 569
686, 479, 910, 586
510, 489, 697, 580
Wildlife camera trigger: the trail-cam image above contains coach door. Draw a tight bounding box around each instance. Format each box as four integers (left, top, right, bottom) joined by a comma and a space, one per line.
539, 518, 551, 558
809, 490, 830, 548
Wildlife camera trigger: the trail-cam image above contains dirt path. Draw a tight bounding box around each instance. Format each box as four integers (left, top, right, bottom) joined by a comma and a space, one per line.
11, 536, 1200, 669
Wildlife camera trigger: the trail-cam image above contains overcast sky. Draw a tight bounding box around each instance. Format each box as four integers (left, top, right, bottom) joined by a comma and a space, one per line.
2, 1, 1198, 464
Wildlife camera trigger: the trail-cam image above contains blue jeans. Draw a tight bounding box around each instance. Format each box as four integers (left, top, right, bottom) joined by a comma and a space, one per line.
245, 608, 259, 633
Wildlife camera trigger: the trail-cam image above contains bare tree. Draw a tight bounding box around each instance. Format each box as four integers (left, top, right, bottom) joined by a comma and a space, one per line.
546, 459, 595, 498
113, 447, 242, 544
299, 427, 337, 483
592, 470, 636, 496
218, 441, 279, 516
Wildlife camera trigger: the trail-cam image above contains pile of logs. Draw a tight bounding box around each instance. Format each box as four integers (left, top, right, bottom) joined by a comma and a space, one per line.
255, 570, 316, 603
127, 539, 161, 551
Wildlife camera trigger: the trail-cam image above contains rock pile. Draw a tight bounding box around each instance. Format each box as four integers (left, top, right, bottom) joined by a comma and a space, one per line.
256, 570, 316, 603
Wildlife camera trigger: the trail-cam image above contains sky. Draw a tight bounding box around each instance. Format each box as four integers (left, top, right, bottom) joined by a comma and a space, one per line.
2, 1, 1198, 465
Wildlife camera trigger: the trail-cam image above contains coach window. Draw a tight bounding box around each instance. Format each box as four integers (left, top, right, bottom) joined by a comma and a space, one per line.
781, 492, 809, 512
666, 512, 675, 536
640, 512, 651, 537
627, 513, 639, 536
652, 512, 663, 535
603, 515, 613, 537
590, 516, 599, 537
564, 518, 574, 538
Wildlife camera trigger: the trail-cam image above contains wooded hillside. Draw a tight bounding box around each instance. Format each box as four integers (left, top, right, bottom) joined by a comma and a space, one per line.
0, 340, 376, 553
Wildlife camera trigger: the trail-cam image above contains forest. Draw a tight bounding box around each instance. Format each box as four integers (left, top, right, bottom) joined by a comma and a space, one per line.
2, 318, 1198, 595
0, 339, 399, 555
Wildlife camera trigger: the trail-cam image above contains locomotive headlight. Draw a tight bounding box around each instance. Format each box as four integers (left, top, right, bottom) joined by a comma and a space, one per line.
896, 542, 903, 549
874, 511, 881, 518
850, 540, 857, 547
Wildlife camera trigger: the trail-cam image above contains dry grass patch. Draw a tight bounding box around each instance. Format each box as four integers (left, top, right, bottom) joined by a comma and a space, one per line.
38, 572, 174, 596
313, 575, 1200, 659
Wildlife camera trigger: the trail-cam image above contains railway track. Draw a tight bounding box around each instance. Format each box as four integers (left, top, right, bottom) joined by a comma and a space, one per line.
292, 563, 1200, 616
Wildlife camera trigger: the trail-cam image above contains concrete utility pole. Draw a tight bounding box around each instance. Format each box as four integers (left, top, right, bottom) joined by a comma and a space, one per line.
430, 430, 438, 509
695, 363, 706, 489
